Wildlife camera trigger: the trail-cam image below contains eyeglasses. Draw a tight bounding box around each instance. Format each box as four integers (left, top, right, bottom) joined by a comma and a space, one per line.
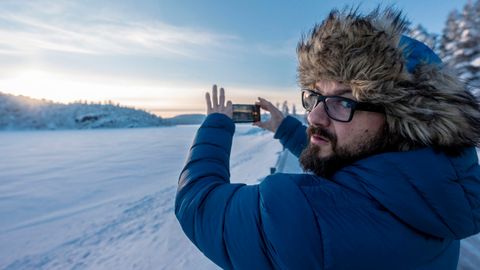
301, 89, 384, 122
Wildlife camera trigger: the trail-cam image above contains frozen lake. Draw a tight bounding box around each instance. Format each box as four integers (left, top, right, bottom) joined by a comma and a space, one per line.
1, 125, 478, 269
0, 125, 282, 269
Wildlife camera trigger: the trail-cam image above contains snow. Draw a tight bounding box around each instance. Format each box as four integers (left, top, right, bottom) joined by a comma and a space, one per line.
445, 42, 457, 51
459, 234, 480, 270
459, 71, 475, 81
472, 56, 480, 68
0, 93, 164, 130
274, 147, 302, 174
1, 123, 478, 269
0, 124, 282, 269
454, 61, 472, 70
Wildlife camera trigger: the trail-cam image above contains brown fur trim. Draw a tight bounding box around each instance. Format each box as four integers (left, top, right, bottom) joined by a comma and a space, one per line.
297, 7, 480, 150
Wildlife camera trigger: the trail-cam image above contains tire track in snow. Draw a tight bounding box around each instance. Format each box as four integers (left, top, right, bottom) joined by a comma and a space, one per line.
5, 186, 181, 270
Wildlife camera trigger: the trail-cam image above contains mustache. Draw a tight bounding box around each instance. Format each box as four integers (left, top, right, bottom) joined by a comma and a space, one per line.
307, 126, 336, 142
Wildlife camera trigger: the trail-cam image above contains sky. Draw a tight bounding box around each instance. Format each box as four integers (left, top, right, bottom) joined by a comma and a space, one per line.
0, 0, 470, 117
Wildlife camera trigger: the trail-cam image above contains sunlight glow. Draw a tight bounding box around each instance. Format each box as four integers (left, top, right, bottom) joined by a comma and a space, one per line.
0, 69, 301, 118
0, 69, 197, 116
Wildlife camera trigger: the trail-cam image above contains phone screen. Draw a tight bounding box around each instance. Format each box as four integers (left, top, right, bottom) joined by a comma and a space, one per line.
232, 104, 261, 123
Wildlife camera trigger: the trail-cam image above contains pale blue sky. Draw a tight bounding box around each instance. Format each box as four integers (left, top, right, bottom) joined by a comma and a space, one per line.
0, 0, 469, 117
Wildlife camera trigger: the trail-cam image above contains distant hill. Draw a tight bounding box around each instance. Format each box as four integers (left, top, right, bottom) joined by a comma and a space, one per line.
0, 92, 164, 130
162, 114, 206, 125
0, 92, 308, 130
162, 113, 306, 126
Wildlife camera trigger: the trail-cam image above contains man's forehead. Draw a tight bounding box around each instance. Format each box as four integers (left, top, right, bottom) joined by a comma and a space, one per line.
314, 81, 352, 96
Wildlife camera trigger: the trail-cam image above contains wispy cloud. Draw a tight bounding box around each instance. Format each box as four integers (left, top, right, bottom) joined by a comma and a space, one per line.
254, 37, 298, 58
0, 2, 238, 59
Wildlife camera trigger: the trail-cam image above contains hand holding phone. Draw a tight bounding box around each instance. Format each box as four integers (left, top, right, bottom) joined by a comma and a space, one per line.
205, 84, 263, 124
252, 97, 285, 133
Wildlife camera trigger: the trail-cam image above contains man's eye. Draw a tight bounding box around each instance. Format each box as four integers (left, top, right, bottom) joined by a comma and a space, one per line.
309, 93, 320, 101
340, 100, 353, 108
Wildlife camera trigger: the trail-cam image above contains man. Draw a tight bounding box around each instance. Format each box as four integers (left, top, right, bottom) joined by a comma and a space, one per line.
175, 7, 480, 269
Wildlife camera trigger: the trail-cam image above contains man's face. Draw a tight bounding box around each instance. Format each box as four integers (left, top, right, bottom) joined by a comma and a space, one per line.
299, 80, 387, 177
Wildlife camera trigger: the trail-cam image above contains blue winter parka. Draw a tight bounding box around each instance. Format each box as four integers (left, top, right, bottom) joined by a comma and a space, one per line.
175, 113, 480, 270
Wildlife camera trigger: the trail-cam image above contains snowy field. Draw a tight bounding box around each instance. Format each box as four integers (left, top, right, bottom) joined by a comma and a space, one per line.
0, 125, 283, 270
1, 124, 479, 270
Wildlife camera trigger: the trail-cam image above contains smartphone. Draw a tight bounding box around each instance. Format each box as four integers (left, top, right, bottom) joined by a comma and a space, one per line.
232, 104, 261, 123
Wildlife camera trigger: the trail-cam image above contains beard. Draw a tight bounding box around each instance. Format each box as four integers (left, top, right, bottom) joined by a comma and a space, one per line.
299, 125, 389, 178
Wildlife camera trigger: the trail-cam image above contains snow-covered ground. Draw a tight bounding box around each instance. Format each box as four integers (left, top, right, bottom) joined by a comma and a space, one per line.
0, 124, 282, 270
1, 124, 478, 269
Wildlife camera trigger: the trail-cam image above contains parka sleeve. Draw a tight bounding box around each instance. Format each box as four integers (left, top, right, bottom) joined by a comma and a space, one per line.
274, 116, 308, 157
174, 113, 273, 269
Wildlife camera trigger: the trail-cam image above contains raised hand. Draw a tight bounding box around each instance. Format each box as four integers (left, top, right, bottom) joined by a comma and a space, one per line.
205, 84, 233, 118
253, 97, 285, 133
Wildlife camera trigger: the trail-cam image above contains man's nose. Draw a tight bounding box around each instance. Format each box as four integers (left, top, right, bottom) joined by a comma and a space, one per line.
307, 102, 331, 127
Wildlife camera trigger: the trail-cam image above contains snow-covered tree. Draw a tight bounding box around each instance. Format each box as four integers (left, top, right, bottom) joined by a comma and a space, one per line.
0, 92, 164, 130
439, 0, 480, 89
469, 0, 480, 88
439, 10, 461, 62
282, 101, 289, 115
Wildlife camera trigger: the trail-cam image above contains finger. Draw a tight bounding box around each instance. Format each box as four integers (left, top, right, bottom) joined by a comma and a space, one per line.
226, 100, 233, 117
253, 121, 266, 129
205, 92, 212, 113
258, 97, 276, 110
256, 97, 272, 111
219, 87, 225, 108
259, 97, 283, 117
212, 85, 218, 108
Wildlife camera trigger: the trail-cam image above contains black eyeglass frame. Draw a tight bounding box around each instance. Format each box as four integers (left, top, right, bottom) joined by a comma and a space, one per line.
301, 89, 385, 122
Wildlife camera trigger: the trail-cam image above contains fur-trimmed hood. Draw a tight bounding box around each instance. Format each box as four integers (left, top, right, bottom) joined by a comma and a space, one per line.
297, 7, 480, 151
